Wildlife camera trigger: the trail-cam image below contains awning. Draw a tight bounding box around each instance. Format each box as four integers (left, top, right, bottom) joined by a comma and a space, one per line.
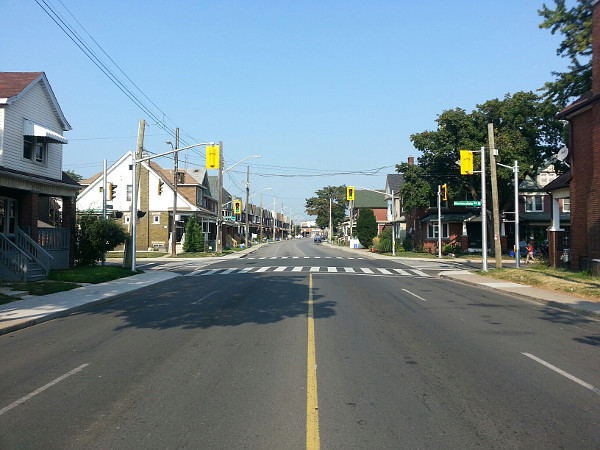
421, 212, 475, 223
23, 119, 68, 144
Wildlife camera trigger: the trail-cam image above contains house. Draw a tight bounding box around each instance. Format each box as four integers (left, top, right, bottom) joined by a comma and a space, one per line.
0, 72, 79, 281
385, 173, 406, 242
77, 152, 218, 253
350, 189, 388, 235
554, 0, 600, 271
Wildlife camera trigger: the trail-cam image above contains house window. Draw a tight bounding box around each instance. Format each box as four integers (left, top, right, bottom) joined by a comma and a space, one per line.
124, 214, 131, 224
562, 198, 570, 212
153, 214, 160, 224
23, 136, 47, 163
127, 185, 133, 202
427, 222, 449, 239
525, 195, 544, 212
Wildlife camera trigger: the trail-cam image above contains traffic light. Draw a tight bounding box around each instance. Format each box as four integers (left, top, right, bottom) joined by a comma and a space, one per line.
460, 150, 474, 175
442, 184, 447, 201
347, 186, 355, 201
206, 145, 219, 169
108, 183, 117, 200
234, 200, 242, 214
158, 180, 164, 195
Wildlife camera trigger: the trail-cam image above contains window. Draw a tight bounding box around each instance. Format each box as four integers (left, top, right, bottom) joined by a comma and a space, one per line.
23, 136, 47, 163
153, 215, 160, 224
127, 185, 133, 202
562, 198, 570, 212
525, 195, 543, 212
427, 222, 449, 239
124, 214, 131, 224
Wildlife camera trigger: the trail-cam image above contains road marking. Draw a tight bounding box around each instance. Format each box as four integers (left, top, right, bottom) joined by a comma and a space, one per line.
237, 268, 253, 274
220, 269, 236, 274
402, 288, 428, 302
314, 256, 321, 259
310, 266, 320, 272
307, 274, 320, 449
192, 290, 220, 304
522, 353, 600, 396
344, 267, 355, 273
292, 266, 304, 272
327, 267, 337, 273
393, 268, 410, 276
0, 364, 89, 417
281, 256, 289, 259
256, 266, 270, 272
377, 268, 392, 275
274, 266, 287, 272
361, 267, 374, 274
200, 269, 219, 276
410, 269, 430, 277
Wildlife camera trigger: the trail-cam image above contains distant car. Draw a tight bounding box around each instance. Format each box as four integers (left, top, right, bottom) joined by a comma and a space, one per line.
314, 235, 322, 243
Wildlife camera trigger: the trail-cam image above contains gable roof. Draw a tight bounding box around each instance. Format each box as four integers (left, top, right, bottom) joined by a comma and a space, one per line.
353, 189, 387, 208
385, 173, 405, 192
0, 72, 71, 131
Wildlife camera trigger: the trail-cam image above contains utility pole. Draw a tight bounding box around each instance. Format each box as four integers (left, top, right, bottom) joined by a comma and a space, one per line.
329, 197, 333, 242
216, 141, 223, 253
259, 194, 263, 243
273, 197, 276, 241
171, 128, 179, 257
488, 123, 502, 268
481, 146, 488, 272
245, 165, 250, 247
102, 159, 107, 220
437, 185, 442, 258
129, 119, 145, 271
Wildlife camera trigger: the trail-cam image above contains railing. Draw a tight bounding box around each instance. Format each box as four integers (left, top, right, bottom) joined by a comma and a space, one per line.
0, 233, 30, 281
16, 228, 52, 275
38, 227, 70, 270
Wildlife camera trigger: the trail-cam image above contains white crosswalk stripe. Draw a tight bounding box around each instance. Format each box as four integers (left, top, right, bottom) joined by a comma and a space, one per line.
190, 266, 432, 277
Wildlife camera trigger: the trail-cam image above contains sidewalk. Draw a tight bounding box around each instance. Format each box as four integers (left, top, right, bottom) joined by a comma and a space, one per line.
1, 242, 598, 336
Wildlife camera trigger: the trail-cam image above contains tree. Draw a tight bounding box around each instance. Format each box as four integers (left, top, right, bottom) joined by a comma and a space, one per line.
183, 215, 205, 252
305, 186, 348, 231
64, 170, 83, 182
539, 0, 593, 106
356, 208, 377, 248
75, 214, 129, 266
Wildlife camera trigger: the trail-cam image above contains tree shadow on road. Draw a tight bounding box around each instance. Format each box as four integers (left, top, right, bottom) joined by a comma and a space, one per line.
79, 273, 335, 331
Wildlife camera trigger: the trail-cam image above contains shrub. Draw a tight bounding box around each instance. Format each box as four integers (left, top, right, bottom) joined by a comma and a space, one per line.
375, 228, 393, 253
356, 208, 378, 248
183, 215, 205, 252
402, 236, 414, 252
75, 215, 129, 267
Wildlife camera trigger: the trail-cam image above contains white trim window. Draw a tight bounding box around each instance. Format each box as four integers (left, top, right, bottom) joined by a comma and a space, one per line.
124, 214, 131, 224
23, 136, 47, 164
427, 222, 449, 239
153, 214, 160, 224
525, 195, 544, 212
127, 185, 133, 202
561, 198, 570, 212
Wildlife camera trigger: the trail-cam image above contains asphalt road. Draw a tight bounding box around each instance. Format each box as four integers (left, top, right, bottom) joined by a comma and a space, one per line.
1, 239, 599, 448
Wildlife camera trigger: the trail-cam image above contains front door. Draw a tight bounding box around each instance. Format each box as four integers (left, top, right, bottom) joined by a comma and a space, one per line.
0, 198, 17, 236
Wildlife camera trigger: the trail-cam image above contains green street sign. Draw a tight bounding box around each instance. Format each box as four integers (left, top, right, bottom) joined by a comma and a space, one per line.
454, 200, 482, 206
223, 216, 236, 220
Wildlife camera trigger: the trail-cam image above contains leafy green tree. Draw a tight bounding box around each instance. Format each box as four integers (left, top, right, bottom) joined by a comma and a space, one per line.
539, 0, 593, 106
64, 169, 83, 182
75, 214, 129, 266
183, 215, 205, 252
305, 186, 348, 231
356, 208, 377, 248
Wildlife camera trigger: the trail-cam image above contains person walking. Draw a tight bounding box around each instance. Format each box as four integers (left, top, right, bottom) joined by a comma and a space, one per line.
525, 241, 535, 264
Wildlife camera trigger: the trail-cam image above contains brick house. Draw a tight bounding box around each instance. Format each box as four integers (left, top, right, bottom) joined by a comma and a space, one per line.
553, 0, 600, 271
0, 72, 79, 280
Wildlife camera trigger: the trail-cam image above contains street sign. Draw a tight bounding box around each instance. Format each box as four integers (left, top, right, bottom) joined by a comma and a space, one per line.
454, 200, 481, 206
223, 216, 236, 220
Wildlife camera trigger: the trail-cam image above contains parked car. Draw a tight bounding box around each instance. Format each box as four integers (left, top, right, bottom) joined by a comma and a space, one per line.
314, 235, 322, 243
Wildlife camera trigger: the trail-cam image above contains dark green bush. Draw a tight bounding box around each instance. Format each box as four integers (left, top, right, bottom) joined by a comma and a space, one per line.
75, 215, 129, 267
183, 215, 205, 252
356, 208, 378, 248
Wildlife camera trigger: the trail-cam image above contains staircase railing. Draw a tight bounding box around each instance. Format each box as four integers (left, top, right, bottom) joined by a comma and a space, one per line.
15, 228, 52, 276
0, 233, 30, 281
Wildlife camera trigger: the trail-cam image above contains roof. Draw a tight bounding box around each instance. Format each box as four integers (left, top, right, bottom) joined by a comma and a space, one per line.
557, 91, 600, 120
421, 212, 474, 223
353, 189, 387, 208
0, 72, 71, 131
385, 173, 405, 192
520, 212, 570, 223
544, 170, 571, 192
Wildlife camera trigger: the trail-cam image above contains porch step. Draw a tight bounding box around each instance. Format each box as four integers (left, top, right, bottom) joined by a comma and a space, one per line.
26, 263, 47, 282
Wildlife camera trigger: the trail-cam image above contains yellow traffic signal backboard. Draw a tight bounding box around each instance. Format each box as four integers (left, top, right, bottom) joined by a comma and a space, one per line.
206, 145, 219, 169
460, 150, 474, 175
234, 200, 242, 214
347, 186, 355, 201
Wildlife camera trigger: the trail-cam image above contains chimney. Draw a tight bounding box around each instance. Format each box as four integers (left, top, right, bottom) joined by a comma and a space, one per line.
593, 0, 600, 93
408, 156, 414, 165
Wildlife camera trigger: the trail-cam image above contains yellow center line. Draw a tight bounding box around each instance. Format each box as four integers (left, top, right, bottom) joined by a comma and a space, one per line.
306, 273, 320, 449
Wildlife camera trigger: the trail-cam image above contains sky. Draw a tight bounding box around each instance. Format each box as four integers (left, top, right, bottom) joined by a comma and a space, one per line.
2, 0, 571, 221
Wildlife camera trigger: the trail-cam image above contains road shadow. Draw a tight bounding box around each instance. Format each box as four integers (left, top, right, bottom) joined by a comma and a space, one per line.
78, 273, 335, 331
